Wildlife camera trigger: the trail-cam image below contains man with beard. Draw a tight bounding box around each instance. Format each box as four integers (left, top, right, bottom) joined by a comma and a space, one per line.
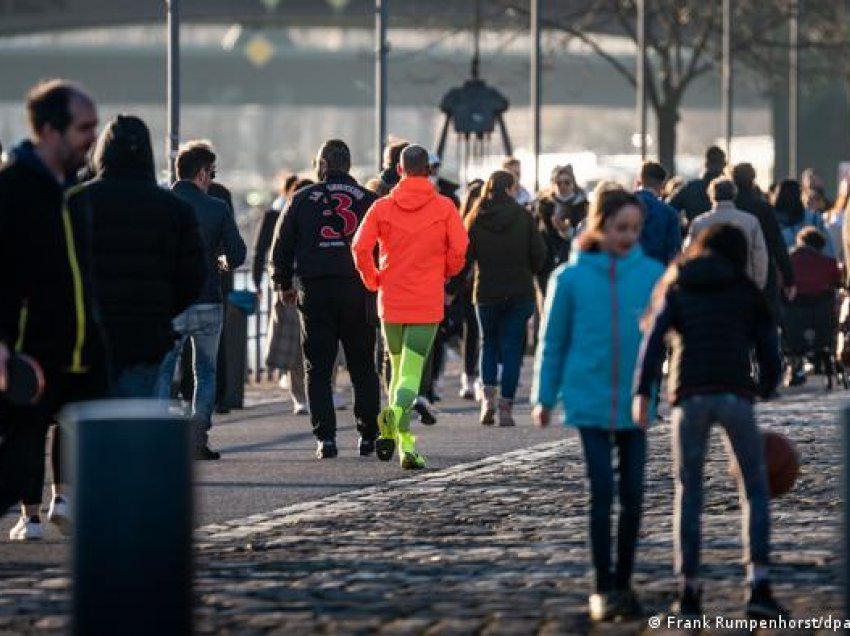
0, 80, 106, 538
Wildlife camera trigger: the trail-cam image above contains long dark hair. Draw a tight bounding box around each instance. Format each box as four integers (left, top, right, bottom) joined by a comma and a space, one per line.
642, 223, 748, 330
464, 170, 516, 230
575, 183, 642, 252
460, 178, 485, 220
773, 178, 805, 226
92, 114, 156, 182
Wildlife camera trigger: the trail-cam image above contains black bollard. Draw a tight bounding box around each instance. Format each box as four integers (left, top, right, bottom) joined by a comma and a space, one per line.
62, 400, 193, 636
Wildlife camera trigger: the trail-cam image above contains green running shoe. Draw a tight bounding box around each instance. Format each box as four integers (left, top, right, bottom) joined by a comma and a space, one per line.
375, 406, 398, 462
398, 432, 426, 470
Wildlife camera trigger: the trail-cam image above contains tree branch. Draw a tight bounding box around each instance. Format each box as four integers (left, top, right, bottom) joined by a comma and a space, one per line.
500, 1, 637, 86
682, 10, 718, 85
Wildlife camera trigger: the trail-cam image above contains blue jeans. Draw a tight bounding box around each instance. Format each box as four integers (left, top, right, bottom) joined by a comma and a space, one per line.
578, 427, 647, 593
157, 304, 223, 434
476, 300, 535, 400
115, 364, 161, 398
671, 393, 770, 578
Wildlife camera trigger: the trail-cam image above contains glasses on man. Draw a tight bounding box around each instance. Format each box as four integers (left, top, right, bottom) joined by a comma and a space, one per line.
556, 180, 573, 187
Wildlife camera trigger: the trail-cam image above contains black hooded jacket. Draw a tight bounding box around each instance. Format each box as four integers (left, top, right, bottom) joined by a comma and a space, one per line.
68, 115, 207, 369
0, 140, 106, 373
668, 169, 723, 225
270, 171, 376, 289
635, 255, 781, 404
465, 198, 547, 304
534, 188, 588, 272
735, 185, 795, 295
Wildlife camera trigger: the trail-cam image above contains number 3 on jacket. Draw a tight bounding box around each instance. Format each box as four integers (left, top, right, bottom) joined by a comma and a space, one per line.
320, 193, 358, 240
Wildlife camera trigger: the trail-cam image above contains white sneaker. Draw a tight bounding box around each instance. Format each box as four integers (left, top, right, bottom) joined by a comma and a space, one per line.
292, 400, 309, 416
278, 375, 289, 390
474, 379, 484, 402
9, 516, 43, 541
48, 496, 72, 536
459, 374, 476, 400
589, 593, 612, 622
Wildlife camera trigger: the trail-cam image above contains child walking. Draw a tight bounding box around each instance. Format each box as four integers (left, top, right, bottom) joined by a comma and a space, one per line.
532, 184, 663, 621
633, 223, 786, 619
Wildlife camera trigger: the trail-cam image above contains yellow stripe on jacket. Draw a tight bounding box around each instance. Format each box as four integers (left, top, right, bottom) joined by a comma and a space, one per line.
61, 185, 88, 373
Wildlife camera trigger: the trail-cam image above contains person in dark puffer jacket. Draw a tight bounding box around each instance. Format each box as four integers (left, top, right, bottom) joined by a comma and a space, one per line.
466, 170, 546, 426
70, 114, 206, 397
634, 223, 786, 621
668, 145, 727, 228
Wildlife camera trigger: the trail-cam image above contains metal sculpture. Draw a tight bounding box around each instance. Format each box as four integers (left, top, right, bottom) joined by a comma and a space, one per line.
435, 0, 513, 170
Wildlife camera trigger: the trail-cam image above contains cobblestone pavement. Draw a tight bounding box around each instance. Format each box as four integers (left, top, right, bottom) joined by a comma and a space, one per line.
0, 387, 844, 635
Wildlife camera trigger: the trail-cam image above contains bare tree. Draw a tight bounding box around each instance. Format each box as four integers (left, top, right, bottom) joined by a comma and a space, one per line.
500, 0, 849, 173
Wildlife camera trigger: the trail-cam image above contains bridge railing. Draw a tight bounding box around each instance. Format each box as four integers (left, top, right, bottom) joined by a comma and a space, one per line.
232, 268, 274, 384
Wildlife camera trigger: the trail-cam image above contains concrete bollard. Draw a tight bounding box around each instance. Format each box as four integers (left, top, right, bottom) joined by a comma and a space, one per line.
61, 400, 193, 636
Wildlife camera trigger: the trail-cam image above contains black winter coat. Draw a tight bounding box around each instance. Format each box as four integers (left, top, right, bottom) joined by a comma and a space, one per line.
735, 186, 795, 295
534, 190, 588, 289
466, 198, 547, 304
635, 255, 781, 404
70, 177, 207, 368
172, 181, 246, 304
668, 169, 723, 225
270, 172, 376, 290
253, 208, 280, 290
0, 141, 105, 373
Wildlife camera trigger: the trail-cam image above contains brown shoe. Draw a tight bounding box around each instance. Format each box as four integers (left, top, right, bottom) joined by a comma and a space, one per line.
497, 398, 515, 427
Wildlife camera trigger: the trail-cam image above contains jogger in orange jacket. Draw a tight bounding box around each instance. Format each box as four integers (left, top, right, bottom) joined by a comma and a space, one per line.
352, 144, 468, 469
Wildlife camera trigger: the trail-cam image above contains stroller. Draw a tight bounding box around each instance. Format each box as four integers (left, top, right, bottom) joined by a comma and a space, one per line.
781, 290, 848, 390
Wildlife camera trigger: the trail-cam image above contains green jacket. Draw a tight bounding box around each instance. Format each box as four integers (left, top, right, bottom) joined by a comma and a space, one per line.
467, 199, 547, 304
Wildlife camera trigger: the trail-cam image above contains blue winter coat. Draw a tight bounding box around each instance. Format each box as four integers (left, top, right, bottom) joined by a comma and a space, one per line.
532, 245, 664, 430
636, 189, 682, 265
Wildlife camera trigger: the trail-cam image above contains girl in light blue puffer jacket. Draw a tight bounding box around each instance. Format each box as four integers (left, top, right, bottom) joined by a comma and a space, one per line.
531, 184, 663, 623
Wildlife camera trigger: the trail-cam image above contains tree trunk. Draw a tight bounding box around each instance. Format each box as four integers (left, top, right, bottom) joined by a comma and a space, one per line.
655, 98, 681, 174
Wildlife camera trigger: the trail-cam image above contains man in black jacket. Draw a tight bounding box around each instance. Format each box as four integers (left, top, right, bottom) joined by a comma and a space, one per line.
271, 139, 381, 459
69, 114, 206, 397
0, 80, 106, 534
207, 181, 236, 414
669, 145, 727, 228
733, 162, 796, 319
157, 141, 246, 460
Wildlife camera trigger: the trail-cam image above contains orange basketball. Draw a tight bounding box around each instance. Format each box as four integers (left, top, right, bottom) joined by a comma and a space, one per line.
763, 431, 800, 497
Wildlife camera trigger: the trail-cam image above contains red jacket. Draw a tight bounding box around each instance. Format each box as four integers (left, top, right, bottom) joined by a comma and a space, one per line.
352, 176, 468, 324
789, 246, 840, 298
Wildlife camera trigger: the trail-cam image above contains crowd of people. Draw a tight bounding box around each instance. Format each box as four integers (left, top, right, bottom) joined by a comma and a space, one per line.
1, 77, 846, 623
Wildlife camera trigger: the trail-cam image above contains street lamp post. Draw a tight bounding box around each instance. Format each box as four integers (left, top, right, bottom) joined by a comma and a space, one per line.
721, 0, 733, 159
530, 0, 541, 193
636, 0, 647, 161
788, 0, 799, 178
375, 0, 388, 172
166, 0, 180, 184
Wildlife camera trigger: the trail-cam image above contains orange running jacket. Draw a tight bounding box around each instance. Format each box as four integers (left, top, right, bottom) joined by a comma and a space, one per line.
352, 176, 469, 324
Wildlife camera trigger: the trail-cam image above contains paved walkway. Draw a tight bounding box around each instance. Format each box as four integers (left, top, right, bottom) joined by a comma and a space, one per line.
0, 387, 844, 635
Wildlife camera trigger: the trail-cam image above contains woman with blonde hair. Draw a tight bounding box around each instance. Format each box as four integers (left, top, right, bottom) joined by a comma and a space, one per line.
534, 164, 588, 293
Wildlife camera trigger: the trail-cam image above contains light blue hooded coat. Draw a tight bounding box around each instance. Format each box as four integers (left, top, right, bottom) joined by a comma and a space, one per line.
532, 245, 664, 430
